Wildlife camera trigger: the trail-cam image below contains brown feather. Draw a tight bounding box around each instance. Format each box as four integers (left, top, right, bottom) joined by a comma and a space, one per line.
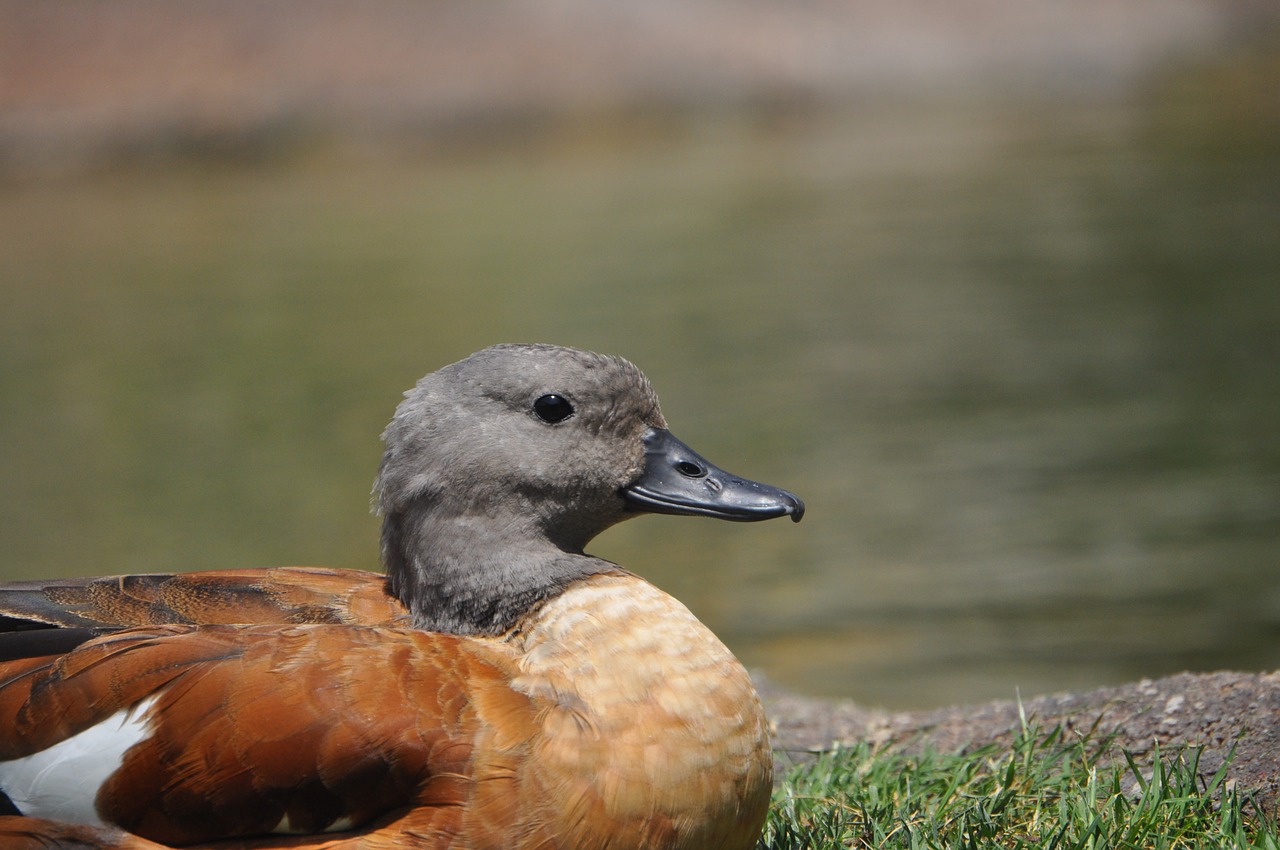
0, 574, 771, 850
0, 569, 406, 632
0, 815, 167, 849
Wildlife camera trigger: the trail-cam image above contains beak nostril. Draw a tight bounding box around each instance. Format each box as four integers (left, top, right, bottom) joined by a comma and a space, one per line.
675, 461, 705, 478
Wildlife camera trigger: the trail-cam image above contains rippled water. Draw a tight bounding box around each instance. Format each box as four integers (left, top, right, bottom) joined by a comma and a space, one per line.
2, 75, 1277, 708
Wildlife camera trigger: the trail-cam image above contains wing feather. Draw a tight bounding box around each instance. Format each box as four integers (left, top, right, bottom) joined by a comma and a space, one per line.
0, 625, 539, 848
0, 570, 406, 632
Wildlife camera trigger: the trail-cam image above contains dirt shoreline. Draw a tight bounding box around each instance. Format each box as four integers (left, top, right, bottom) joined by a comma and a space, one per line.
763, 670, 1280, 811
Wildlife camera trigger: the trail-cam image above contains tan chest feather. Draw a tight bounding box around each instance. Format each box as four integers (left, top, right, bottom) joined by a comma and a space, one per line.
498, 575, 772, 850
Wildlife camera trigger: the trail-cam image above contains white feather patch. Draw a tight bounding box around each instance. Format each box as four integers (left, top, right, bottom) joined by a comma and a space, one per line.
0, 694, 159, 826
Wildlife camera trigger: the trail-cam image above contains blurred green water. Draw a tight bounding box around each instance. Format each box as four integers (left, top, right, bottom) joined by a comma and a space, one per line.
2, 77, 1277, 708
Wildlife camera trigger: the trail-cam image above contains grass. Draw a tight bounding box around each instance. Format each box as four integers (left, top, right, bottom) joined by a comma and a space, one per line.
762, 718, 1279, 849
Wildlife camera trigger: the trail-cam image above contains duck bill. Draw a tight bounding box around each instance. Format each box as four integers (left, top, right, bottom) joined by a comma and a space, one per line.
623, 428, 804, 523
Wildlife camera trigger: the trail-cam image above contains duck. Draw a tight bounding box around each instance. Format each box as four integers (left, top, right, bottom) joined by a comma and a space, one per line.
0, 343, 804, 850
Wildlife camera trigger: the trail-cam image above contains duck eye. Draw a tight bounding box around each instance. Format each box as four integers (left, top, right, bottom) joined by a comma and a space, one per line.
533, 393, 575, 424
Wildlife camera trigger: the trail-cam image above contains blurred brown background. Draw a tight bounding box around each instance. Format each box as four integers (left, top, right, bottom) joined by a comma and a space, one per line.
2, 1, 1278, 709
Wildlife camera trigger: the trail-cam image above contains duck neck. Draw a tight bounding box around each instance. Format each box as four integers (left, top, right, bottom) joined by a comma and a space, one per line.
381, 502, 615, 635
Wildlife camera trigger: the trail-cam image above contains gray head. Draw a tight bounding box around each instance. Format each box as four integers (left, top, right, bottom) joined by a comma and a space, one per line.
375, 343, 803, 634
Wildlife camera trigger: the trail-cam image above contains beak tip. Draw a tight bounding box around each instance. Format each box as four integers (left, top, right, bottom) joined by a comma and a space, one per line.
786, 494, 806, 523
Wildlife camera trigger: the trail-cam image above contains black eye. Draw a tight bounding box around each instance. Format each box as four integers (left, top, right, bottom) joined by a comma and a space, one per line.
533, 393, 575, 424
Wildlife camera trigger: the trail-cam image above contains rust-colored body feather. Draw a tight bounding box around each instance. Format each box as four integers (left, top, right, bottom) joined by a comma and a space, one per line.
0, 568, 405, 632
0, 573, 770, 850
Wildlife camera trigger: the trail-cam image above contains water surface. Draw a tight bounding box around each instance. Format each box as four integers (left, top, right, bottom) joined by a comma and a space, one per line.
2, 81, 1277, 708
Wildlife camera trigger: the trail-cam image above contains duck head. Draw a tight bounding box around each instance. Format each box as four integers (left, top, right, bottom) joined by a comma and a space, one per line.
375, 344, 803, 634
